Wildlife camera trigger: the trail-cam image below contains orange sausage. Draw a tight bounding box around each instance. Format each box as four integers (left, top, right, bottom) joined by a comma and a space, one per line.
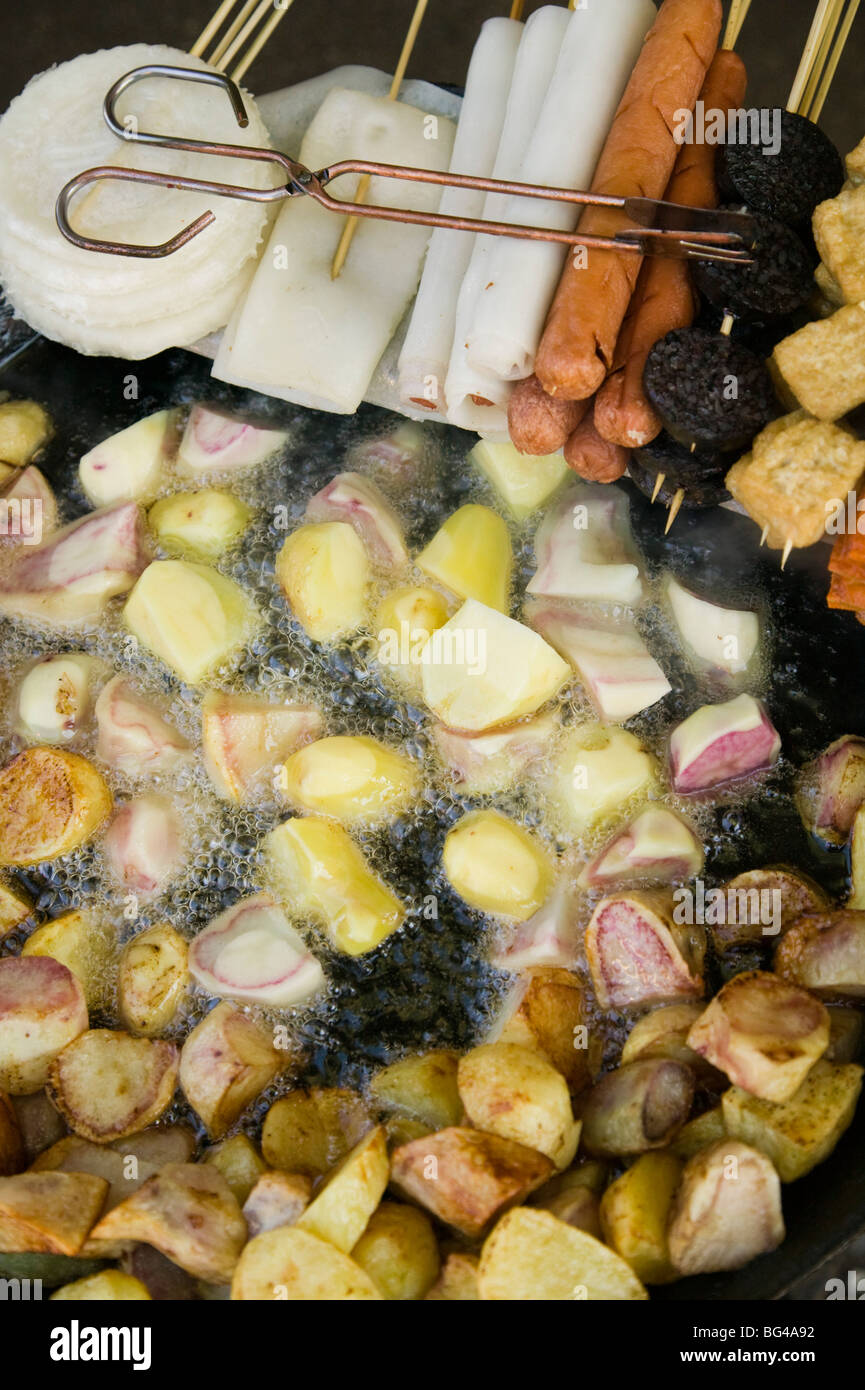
563, 407, 629, 482
534, 0, 723, 402
507, 375, 589, 456
594, 50, 748, 448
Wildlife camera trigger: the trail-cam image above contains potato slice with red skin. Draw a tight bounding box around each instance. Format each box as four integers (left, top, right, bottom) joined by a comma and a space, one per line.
231, 1226, 383, 1301
489, 888, 581, 974
0, 956, 88, 1094
667, 1140, 785, 1275
796, 735, 865, 844
686, 971, 830, 1103
0, 1171, 108, 1254
774, 911, 865, 998
306, 471, 408, 569
179, 1001, 290, 1139
202, 691, 322, 802
585, 890, 705, 1012
0, 1092, 24, 1175
1, 465, 58, 541
88, 1162, 246, 1283
242, 1171, 312, 1238
0, 748, 112, 867
578, 807, 704, 889
103, 795, 183, 898
390, 1126, 553, 1240
189, 893, 325, 1009
177, 405, 286, 476
94, 675, 191, 777
669, 694, 780, 794
580, 1059, 695, 1157
48, 1030, 179, 1143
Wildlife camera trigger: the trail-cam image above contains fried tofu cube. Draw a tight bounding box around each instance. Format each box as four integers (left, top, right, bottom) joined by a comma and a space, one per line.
846, 135, 865, 184
770, 305, 865, 422
813, 185, 865, 304
726, 412, 865, 549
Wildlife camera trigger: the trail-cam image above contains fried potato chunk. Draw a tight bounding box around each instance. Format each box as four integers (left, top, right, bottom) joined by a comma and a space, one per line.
351, 1200, 440, 1300
48, 1030, 179, 1142
179, 1002, 289, 1140
0, 748, 112, 866
232, 1226, 382, 1300
261, 1087, 372, 1177
721, 1060, 863, 1181
0, 1171, 108, 1255
668, 1140, 784, 1275
457, 1043, 580, 1170
296, 1126, 389, 1252
478, 1207, 648, 1301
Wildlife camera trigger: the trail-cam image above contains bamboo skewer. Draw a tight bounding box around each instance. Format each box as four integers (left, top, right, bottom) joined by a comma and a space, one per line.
330, 0, 430, 279
665, 489, 685, 532
509, 0, 525, 19
722, 0, 753, 50
189, 0, 294, 80
799, 0, 845, 116
190, 0, 239, 56
651, 473, 666, 503
787, 0, 837, 112
809, 0, 860, 119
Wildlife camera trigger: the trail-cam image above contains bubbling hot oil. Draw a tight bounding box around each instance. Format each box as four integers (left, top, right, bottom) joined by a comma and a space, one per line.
0, 402, 841, 1106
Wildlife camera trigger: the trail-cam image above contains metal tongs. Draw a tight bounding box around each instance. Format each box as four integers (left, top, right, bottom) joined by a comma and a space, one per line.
56, 65, 756, 264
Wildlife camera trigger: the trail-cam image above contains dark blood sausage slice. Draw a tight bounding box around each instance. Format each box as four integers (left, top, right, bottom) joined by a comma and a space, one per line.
634, 428, 732, 483
628, 457, 730, 510
717, 110, 844, 228
643, 327, 779, 452
695, 300, 793, 357
694, 209, 813, 319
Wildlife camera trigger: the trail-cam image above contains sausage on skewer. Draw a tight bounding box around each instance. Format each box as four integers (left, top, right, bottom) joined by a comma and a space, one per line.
563, 408, 629, 482
507, 374, 589, 455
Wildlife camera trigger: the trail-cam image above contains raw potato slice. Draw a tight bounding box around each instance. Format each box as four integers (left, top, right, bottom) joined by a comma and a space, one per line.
189, 893, 324, 1008
202, 691, 322, 801
103, 795, 183, 897
490, 886, 582, 973
544, 724, 656, 835
79, 410, 175, 507
578, 807, 704, 889
52, 1270, 151, 1301
369, 1052, 462, 1131
149, 489, 251, 560
351, 1200, 440, 1300
599, 1151, 683, 1285
243, 1171, 312, 1237
296, 1125, 389, 1252
432, 711, 558, 795
118, 923, 189, 1036
279, 735, 418, 823
88, 1163, 246, 1283
0, 400, 50, 466
179, 1001, 287, 1139
48, 1030, 179, 1142
375, 585, 451, 691
528, 601, 671, 723
0, 1172, 108, 1255
443, 809, 554, 921
276, 522, 369, 642
306, 471, 409, 568
667, 1140, 785, 1276
0, 956, 88, 1094
262, 1088, 372, 1177
721, 1060, 863, 1181
421, 599, 570, 732
232, 1226, 383, 1300
0, 747, 112, 866
95, 675, 191, 776
2, 464, 58, 541
469, 438, 568, 521
390, 1126, 553, 1239
457, 1043, 580, 1169
22, 908, 110, 1009
527, 483, 643, 605
478, 1207, 648, 1301
124, 560, 255, 685
686, 970, 830, 1102
417, 504, 513, 611
264, 816, 405, 956
177, 406, 287, 475
15, 653, 95, 744
666, 577, 759, 675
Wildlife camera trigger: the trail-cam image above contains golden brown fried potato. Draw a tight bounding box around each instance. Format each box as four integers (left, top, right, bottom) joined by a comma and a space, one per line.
0, 749, 112, 866
232, 1226, 383, 1301
391, 1127, 553, 1240
478, 1207, 648, 1301
457, 1042, 580, 1170
424, 1252, 480, 1301
530, 1168, 603, 1238
667, 1140, 785, 1275
118, 923, 189, 1036
0, 877, 33, 936
599, 1151, 683, 1285
51, 1270, 151, 1301
383, 1115, 432, 1149
242, 1171, 312, 1238
670, 1105, 727, 1160
10, 1089, 67, 1161
204, 1132, 267, 1205
22, 909, 111, 1011
0, 1091, 24, 1175
493, 968, 594, 1093
0, 1171, 108, 1254
179, 1001, 289, 1139
721, 1059, 863, 1181
369, 1052, 462, 1130
261, 1088, 372, 1177
48, 1030, 178, 1143
88, 1162, 246, 1283
0, 956, 88, 1094
296, 1126, 389, 1253
351, 1200, 440, 1300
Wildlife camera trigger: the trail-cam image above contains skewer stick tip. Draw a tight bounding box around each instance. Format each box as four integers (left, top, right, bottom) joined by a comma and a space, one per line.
651, 471, 666, 503
780, 537, 794, 570
664, 488, 685, 534
759, 523, 769, 547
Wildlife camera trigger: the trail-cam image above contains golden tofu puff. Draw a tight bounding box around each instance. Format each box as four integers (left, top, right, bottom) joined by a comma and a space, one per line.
770, 305, 865, 422
79, 410, 177, 507
443, 810, 555, 922
726, 411, 865, 550
813, 182, 865, 305
468, 439, 568, 523
276, 521, 369, 642
149, 489, 252, 561
123, 559, 257, 686
263, 815, 405, 956
0, 399, 51, 467
375, 585, 451, 693
416, 503, 512, 612
278, 735, 418, 824
541, 723, 656, 838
